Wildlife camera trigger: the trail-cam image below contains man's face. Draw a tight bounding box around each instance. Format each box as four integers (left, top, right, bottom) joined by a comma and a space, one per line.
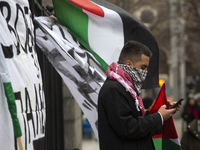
129, 54, 150, 71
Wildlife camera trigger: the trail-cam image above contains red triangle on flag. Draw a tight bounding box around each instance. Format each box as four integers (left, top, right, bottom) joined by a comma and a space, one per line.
69, 0, 105, 17
149, 83, 178, 139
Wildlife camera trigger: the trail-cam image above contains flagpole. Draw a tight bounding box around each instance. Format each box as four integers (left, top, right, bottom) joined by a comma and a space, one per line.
17, 137, 24, 150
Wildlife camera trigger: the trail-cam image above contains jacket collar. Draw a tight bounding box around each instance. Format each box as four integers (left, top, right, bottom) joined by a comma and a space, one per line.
187, 119, 200, 140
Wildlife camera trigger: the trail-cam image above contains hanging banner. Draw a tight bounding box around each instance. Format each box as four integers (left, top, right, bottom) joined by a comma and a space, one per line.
0, 0, 45, 150
35, 16, 106, 139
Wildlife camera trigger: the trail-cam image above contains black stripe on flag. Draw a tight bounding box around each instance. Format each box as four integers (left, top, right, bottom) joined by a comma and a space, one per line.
91, 0, 159, 89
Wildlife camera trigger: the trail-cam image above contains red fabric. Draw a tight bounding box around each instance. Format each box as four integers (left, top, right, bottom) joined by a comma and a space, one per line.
106, 63, 134, 88
188, 107, 199, 118
194, 109, 199, 118
69, 0, 104, 17
106, 62, 146, 116
149, 83, 178, 139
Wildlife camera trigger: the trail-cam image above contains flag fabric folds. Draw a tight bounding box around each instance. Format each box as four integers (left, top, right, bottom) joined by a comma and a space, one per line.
35, 16, 106, 139
52, 0, 159, 89
0, 45, 22, 138
149, 83, 182, 150
0, 0, 46, 149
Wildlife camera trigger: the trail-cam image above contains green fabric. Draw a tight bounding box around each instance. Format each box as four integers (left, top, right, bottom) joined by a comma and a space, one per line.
4, 82, 22, 137
153, 138, 162, 150
162, 138, 182, 150
53, 0, 109, 71
153, 138, 182, 150
54, 0, 88, 46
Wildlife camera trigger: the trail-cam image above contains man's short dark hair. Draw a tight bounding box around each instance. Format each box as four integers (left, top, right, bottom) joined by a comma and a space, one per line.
118, 41, 152, 64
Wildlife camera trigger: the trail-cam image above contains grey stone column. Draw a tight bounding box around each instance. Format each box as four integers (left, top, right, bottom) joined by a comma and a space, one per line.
63, 82, 82, 150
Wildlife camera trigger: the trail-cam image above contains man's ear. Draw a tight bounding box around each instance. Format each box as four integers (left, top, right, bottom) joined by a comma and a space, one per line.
125, 60, 133, 66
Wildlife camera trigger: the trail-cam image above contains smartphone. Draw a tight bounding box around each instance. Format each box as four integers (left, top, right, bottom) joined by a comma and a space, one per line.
170, 98, 184, 109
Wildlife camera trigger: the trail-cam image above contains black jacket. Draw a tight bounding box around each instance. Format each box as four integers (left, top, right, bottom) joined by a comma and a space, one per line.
181, 103, 199, 124
98, 79, 162, 150
181, 118, 200, 150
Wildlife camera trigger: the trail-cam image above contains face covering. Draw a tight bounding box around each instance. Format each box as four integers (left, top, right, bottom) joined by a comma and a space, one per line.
106, 62, 146, 116
118, 64, 148, 95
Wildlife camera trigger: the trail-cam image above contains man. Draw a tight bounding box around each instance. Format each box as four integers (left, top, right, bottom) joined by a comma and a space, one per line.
181, 118, 200, 150
98, 41, 179, 150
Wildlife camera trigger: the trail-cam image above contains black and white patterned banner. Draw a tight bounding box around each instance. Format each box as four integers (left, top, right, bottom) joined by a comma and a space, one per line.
0, 1, 45, 150
35, 16, 107, 139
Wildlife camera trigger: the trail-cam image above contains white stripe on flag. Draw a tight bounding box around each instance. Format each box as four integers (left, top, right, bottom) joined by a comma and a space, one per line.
84, 6, 124, 65
169, 138, 181, 146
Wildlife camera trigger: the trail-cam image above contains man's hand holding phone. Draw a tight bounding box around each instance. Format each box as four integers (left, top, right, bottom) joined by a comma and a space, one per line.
169, 98, 183, 110
158, 98, 183, 121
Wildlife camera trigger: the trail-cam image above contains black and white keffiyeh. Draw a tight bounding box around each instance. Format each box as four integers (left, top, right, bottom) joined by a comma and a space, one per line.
118, 64, 147, 95
106, 62, 146, 116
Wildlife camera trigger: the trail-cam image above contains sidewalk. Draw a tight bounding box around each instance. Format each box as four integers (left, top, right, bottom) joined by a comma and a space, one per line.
82, 118, 184, 150
82, 138, 99, 150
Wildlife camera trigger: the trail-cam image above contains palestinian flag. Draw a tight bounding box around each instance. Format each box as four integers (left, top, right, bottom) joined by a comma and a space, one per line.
149, 83, 182, 150
52, 0, 159, 89
0, 45, 22, 138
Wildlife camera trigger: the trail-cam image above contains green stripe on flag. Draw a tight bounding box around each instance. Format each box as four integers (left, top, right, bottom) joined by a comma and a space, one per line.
153, 138, 162, 150
162, 138, 182, 150
54, 0, 88, 45
153, 138, 182, 150
4, 82, 22, 137
53, 0, 109, 71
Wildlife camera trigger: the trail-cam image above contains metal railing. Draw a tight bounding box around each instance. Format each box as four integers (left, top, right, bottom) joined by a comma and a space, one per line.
29, 0, 65, 149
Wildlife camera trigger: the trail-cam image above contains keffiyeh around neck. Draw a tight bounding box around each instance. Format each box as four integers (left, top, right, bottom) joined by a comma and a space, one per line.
118, 64, 148, 95
106, 62, 146, 116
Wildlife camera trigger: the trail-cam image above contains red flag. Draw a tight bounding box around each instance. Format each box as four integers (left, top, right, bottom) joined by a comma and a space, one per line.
149, 83, 182, 150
